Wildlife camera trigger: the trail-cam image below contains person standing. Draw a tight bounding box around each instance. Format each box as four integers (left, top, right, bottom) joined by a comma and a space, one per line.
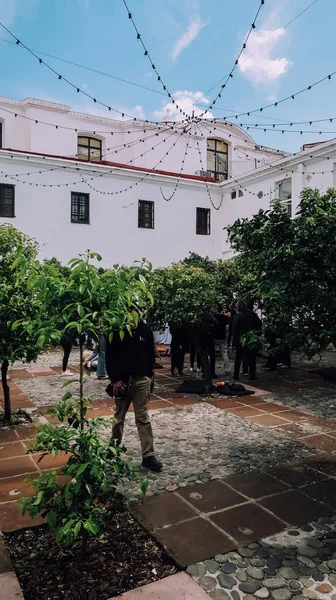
213, 305, 231, 374
170, 325, 188, 376
232, 301, 262, 381
105, 318, 162, 473
96, 333, 107, 379
60, 332, 75, 376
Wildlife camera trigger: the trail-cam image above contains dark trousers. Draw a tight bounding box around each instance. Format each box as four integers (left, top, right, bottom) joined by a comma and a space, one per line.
200, 335, 216, 377
190, 345, 202, 369
171, 341, 185, 374
61, 337, 72, 372
234, 344, 256, 380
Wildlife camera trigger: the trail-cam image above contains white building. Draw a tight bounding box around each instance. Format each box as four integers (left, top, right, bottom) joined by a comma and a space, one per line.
0, 96, 335, 266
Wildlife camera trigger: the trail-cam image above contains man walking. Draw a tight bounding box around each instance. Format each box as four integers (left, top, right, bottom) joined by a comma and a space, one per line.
232, 301, 262, 381
105, 318, 162, 473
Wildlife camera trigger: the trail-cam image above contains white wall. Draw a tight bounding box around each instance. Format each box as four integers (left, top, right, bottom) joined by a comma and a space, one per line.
0, 152, 223, 267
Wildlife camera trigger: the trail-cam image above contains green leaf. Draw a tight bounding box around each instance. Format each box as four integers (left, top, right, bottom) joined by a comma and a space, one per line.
74, 521, 82, 537
77, 463, 88, 476
77, 305, 85, 319
84, 520, 99, 534
62, 391, 72, 401
32, 491, 44, 506
47, 511, 57, 527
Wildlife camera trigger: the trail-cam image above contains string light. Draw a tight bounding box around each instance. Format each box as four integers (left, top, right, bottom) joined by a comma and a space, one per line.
194, 123, 223, 211
0, 21, 168, 124
160, 132, 192, 201
121, 0, 190, 120
198, 0, 265, 118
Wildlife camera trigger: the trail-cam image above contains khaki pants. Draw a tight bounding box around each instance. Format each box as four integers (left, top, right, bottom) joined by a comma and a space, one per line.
111, 376, 154, 459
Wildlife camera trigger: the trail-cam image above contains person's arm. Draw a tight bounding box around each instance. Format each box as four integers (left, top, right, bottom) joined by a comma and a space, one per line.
232, 314, 241, 348
147, 325, 155, 377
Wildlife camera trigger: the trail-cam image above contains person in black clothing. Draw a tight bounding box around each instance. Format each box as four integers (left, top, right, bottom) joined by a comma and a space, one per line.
170, 325, 189, 376
213, 305, 231, 374
232, 301, 262, 381
105, 319, 162, 473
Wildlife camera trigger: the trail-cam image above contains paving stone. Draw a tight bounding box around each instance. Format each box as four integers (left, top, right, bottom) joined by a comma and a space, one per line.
309, 570, 324, 582
131, 493, 196, 529
278, 567, 299, 580
301, 590, 317, 600
299, 578, 314, 587
238, 580, 262, 594
271, 590, 293, 600
215, 555, 229, 564
210, 504, 284, 546
283, 559, 299, 568
230, 592, 240, 600
297, 546, 319, 559
260, 491, 331, 526
246, 566, 265, 580
287, 530, 300, 537
263, 578, 287, 590
288, 581, 301, 591
317, 563, 330, 574
177, 480, 246, 514
267, 557, 283, 569
298, 566, 313, 576
199, 576, 217, 591
238, 547, 255, 558
255, 589, 271, 599
258, 548, 271, 559
204, 560, 220, 574
217, 573, 236, 589
210, 591, 231, 600
316, 583, 333, 594
297, 556, 316, 568
236, 569, 248, 582
250, 558, 267, 567
329, 572, 336, 585
264, 568, 277, 576
327, 559, 336, 571
221, 562, 237, 574
186, 564, 206, 578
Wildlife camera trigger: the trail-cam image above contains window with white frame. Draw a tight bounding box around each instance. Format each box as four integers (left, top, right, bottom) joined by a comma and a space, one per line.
207, 139, 228, 181
0, 184, 15, 218
276, 178, 292, 217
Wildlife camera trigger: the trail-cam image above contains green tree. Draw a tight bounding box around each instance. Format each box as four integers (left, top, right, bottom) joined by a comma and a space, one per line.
0, 225, 50, 422
181, 252, 217, 274
227, 189, 336, 357
149, 263, 217, 394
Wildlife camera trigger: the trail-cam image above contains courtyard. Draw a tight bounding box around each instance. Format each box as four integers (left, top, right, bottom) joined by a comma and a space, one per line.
1, 349, 336, 599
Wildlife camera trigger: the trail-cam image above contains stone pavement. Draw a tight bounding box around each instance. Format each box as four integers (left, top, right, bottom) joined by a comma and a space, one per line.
1, 351, 336, 599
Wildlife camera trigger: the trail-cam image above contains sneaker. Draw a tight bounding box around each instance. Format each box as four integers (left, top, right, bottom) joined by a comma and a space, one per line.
61, 370, 73, 376
197, 368, 202, 373
190, 367, 194, 372
242, 372, 248, 376
142, 456, 163, 472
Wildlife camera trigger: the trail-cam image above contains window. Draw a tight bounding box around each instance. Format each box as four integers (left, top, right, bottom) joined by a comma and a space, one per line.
138, 200, 154, 229
0, 184, 15, 218
0, 122, 2, 149
77, 136, 102, 162
238, 189, 244, 197
277, 178, 292, 217
207, 138, 228, 181
196, 207, 210, 235
71, 192, 90, 224
231, 190, 237, 199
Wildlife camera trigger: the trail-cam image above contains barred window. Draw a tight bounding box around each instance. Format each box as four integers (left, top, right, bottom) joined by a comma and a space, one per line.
196, 207, 210, 235
276, 178, 292, 217
77, 136, 102, 162
207, 138, 228, 182
0, 184, 15, 218
71, 192, 90, 224
138, 200, 154, 229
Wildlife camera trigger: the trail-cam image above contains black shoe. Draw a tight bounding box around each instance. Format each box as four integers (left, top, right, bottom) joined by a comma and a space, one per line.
142, 456, 163, 472
212, 373, 218, 379
242, 372, 248, 376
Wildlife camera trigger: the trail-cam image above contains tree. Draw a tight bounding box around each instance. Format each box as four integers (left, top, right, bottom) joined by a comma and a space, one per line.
0, 225, 49, 422
21, 252, 152, 552
181, 252, 217, 274
149, 263, 217, 394
227, 189, 336, 357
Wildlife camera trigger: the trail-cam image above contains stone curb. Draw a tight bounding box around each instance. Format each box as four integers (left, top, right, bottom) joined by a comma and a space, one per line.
0, 534, 24, 600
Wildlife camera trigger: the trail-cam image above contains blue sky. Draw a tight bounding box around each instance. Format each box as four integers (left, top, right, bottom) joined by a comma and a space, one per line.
0, 0, 335, 152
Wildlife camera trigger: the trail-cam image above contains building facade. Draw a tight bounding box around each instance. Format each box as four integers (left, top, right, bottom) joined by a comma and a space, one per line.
0, 96, 334, 266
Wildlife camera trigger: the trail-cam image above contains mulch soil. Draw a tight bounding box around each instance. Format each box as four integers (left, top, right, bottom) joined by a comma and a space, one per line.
5, 510, 178, 600
0, 410, 32, 426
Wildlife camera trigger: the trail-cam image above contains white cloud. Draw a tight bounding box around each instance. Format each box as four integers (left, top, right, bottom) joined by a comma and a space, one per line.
171, 15, 207, 61
266, 92, 277, 102
153, 90, 213, 121
238, 27, 292, 84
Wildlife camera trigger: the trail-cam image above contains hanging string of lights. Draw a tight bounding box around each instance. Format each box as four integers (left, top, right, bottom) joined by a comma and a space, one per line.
0, 126, 188, 192
121, 0, 191, 120
160, 132, 192, 202
83, 128, 189, 196
0, 21, 170, 124
0, 105, 183, 137
193, 123, 223, 211
194, 66, 336, 124
197, 0, 265, 119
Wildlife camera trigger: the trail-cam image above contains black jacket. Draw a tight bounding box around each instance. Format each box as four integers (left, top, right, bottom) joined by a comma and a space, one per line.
212, 313, 230, 340
105, 321, 155, 383
232, 310, 262, 348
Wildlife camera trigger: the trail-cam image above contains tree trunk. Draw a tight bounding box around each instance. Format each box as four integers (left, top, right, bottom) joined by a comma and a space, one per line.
1, 360, 11, 423
191, 329, 213, 396
81, 531, 89, 556
79, 342, 84, 430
